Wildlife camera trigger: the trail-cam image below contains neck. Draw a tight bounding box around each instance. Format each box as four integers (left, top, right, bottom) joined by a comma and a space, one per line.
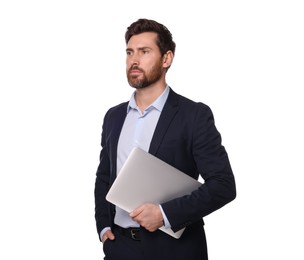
135, 82, 166, 112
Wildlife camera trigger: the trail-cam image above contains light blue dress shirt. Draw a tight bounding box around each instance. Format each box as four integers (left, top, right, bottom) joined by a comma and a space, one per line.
100, 86, 171, 239
115, 85, 170, 228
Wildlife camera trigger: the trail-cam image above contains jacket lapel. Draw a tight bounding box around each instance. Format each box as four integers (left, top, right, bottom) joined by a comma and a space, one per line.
149, 89, 179, 155
110, 103, 128, 181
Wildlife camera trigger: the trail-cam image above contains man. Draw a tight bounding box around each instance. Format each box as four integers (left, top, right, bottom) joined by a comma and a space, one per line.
94, 18, 236, 260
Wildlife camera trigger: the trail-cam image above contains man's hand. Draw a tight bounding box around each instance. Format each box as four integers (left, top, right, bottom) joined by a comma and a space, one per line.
101, 229, 115, 243
130, 203, 163, 232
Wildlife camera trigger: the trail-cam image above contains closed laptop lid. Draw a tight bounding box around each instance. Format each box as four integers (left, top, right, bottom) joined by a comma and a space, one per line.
106, 147, 202, 239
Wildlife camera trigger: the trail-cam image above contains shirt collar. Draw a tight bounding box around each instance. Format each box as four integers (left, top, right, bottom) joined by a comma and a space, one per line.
127, 85, 170, 113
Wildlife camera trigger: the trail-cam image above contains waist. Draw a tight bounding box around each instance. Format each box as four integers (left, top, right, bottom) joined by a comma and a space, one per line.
114, 224, 141, 241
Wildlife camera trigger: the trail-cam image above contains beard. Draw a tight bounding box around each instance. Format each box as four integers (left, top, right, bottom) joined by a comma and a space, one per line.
127, 59, 163, 89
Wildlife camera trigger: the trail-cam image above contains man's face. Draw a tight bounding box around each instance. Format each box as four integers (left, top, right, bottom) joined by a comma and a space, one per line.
126, 32, 164, 89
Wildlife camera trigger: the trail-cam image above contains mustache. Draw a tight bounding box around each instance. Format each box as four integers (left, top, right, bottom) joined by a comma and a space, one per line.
128, 65, 144, 73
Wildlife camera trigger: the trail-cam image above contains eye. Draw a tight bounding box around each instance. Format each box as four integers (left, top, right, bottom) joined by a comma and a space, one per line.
142, 49, 149, 54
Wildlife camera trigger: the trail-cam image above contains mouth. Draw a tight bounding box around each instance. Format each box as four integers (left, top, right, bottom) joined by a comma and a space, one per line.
129, 67, 143, 76
130, 70, 142, 76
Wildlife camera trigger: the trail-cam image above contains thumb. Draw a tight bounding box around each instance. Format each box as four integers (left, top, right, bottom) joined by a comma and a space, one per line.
107, 230, 115, 240
102, 230, 115, 242
130, 206, 143, 218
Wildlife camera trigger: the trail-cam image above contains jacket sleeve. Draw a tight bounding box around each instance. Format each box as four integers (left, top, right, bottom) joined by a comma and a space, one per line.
161, 104, 236, 232
94, 112, 112, 239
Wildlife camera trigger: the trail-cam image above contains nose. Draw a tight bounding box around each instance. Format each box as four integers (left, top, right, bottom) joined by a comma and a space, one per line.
128, 52, 139, 66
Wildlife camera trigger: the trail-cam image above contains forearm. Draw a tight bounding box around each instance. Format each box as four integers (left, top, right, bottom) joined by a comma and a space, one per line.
162, 171, 236, 232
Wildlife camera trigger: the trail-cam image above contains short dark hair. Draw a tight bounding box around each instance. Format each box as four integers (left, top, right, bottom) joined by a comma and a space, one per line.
125, 18, 176, 56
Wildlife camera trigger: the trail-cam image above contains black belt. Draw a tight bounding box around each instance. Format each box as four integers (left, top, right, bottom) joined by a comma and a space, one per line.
114, 225, 141, 241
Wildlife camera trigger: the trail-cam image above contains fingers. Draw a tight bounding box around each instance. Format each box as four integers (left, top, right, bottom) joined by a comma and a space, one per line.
129, 204, 163, 232
102, 230, 115, 243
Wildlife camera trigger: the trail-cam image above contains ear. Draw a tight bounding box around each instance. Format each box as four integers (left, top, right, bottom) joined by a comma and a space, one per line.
162, 51, 174, 68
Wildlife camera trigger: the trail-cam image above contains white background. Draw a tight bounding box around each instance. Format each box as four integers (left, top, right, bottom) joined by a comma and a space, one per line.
1, 0, 303, 259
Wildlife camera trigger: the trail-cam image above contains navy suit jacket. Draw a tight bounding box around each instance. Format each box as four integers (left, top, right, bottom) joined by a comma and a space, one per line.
94, 88, 236, 259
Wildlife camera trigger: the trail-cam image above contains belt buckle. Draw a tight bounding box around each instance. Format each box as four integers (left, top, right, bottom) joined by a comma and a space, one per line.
130, 229, 140, 241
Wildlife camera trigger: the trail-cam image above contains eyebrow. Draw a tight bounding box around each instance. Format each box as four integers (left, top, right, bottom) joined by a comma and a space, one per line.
126, 47, 152, 52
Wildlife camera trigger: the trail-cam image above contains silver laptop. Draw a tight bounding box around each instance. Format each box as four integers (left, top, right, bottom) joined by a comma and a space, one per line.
106, 147, 202, 239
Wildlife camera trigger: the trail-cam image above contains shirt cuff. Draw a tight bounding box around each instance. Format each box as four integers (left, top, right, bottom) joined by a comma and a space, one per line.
159, 205, 171, 229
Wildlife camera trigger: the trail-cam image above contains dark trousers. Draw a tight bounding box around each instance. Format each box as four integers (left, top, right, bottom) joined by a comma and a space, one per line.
103, 223, 208, 260
103, 228, 145, 260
